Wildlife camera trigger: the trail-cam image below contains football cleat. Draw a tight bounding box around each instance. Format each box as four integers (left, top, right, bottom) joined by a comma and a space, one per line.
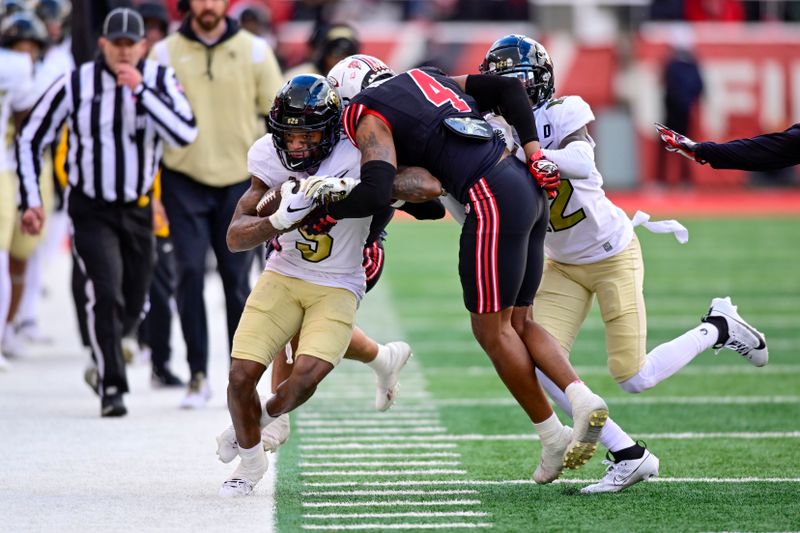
180, 372, 211, 409
375, 341, 413, 411
218, 478, 255, 498
262, 413, 290, 452
564, 389, 608, 470
533, 426, 572, 484
580, 447, 660, 494
101, 394, 127, 417
216, 425, 238, 464
702, 297, 768, 367
0, 353, 9, 371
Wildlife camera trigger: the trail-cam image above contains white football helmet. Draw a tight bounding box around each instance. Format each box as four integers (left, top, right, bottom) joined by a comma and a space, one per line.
326, 54, 395, 105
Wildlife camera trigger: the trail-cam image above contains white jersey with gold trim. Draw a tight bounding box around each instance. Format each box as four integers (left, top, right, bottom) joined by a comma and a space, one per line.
0, 49, 36, 172
486, 95, 633, 265
247, 134, 370, 299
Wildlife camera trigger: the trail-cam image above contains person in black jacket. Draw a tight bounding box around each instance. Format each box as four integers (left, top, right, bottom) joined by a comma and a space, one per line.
656, 122, 800, 171
70, 0, 133, 64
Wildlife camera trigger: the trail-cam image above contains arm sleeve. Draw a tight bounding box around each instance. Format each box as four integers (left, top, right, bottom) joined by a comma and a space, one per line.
541, 140, 595, 179
139, 66, 198, 146
694, 124, 800, 171
16, 75, 71, 210
464, 74, 538, 145
327, 160, 396, 220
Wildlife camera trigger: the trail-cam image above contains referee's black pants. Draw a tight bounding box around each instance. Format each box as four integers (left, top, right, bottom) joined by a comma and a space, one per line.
69, 190, 155, 397
138, 235, 176, 373
160, 168, 254, 377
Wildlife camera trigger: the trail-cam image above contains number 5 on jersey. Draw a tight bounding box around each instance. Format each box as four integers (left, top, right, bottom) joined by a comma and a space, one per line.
408, 69, 470, 112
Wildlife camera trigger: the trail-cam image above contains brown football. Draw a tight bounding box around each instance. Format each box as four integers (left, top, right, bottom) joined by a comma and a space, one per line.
256, 187, 281, 217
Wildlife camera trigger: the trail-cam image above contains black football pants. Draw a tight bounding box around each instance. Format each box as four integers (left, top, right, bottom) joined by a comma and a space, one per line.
69, 190, 155, 397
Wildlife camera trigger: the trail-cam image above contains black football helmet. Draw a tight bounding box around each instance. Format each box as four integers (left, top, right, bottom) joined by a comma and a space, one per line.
480, 34, 554, 108
268, 74, 343, 172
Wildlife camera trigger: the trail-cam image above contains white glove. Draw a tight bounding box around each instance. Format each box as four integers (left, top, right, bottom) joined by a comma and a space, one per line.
302, 175, 359, 206
268, 179, 316, 230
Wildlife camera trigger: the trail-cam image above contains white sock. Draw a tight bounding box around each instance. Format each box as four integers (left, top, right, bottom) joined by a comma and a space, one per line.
536, 369, 634, 452
620, 323, 719, 393
366, 344, 391, 373
533, 412, 564, 447
260, 395, 278, 428
236, 443, 267, 482
565, 380, 592, 405
16, 247, 41, 325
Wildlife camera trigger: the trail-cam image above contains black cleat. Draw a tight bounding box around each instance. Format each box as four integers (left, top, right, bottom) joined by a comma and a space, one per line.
101, 394, 127, 417
151, 367, 185, 388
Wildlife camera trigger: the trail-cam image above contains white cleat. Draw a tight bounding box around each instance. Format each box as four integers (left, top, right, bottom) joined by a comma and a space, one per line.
219, 454, 267, 498
702, 297, 768, 367
216, 425, 238, 464
262, 413, 290, 452
375, 341, 413, 411
216, 414, 291, 462
0, 352, 9, 371
580, 449, 660, 494
180, 372, 211, 409
564, 391, 608, 470
533, 426, 572, 484
218, 478, 255, 498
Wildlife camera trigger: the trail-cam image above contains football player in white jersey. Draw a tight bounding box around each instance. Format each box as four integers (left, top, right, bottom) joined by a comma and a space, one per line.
473, 35, 769, 493
0, 45, 36, 369
219, 74, 429, 497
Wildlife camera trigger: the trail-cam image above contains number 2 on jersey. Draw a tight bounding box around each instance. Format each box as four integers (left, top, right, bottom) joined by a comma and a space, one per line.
408, 69, 470, 112
549, 180, 586, 232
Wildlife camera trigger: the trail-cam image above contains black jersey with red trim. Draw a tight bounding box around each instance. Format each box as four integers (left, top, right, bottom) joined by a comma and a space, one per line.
342, 69, 505, 204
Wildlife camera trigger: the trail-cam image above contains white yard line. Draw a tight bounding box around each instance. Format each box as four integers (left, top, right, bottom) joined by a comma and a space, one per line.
303, 511, 490, 519
302, 523, 493, 530
301, 469, 469, 476
302, 490, 480, 497
302, 453, 461, 459
299, 461, 462, 467
299, 431, 800, 444
300, 443, 459, 450
303, 477, 800, 487
426, 364, 800, 377
303, 499, 482, 508
297, 419, 441, 427
429, 396, 800, 407
299, 426, 447, 435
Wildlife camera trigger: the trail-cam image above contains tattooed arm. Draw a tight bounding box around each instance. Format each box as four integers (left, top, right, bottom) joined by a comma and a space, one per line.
328, 114, 398, 220
226, 176, 282, 252
393, 166, 443, 203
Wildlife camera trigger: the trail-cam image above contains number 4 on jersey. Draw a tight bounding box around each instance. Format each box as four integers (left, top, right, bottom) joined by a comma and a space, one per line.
408, 69, 471, 112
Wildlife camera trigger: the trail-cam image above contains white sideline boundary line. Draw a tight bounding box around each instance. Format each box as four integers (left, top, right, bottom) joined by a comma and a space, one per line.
302, 490, 480, 497
424, 364, 800, 377
299, 431, 800, 444
303, 511, 490, 519
301, 469, 468, 477
302, 477, 800, 488
302, 524, 493, 530
303, 499, 482, 508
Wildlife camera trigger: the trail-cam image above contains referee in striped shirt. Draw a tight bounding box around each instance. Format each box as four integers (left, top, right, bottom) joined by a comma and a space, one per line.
16, 8, 198, 417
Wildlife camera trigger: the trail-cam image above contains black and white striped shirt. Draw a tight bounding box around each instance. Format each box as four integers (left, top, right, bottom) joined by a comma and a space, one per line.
16, 58, 197, 209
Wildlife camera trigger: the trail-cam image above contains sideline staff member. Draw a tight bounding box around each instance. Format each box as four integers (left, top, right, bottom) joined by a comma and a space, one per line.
151, 0, 283, 409
16, 8, 198, 417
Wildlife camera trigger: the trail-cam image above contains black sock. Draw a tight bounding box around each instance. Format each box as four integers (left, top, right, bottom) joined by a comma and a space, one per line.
703, 315, 728, 345
611, 443, 646, 462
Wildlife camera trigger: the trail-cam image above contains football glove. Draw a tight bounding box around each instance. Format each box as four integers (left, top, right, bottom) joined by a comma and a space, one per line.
302, 175, 358, 206
301, 207, 338, 235
268, 179, 315, 230
528, 150, 561, 198
655, 122, 706, 164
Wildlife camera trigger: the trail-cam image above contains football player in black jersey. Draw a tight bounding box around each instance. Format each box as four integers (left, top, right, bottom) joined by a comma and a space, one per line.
323, 55, 610, 483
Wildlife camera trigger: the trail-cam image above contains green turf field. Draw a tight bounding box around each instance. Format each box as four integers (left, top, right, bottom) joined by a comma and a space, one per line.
275, 217, 800, 532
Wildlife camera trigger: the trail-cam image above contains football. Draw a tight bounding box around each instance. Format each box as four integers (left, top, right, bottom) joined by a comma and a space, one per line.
256, 187, 281, 217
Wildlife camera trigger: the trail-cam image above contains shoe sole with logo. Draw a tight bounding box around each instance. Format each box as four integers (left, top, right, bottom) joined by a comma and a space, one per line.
563, 408, 608, 470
